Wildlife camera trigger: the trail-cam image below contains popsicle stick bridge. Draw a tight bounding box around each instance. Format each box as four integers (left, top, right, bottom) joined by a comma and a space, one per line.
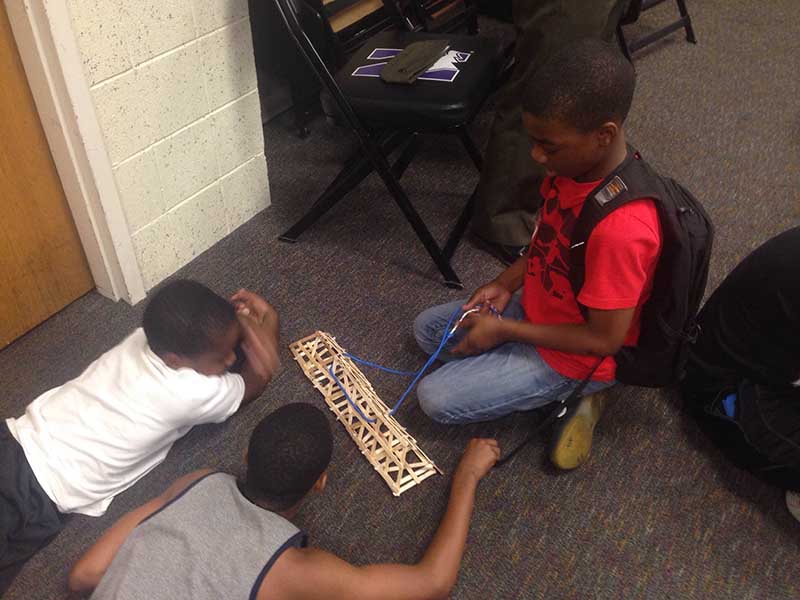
290, 331, 441, 496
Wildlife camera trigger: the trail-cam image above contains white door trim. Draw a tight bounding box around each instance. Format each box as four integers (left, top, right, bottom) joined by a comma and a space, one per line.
5, 0, 145, 304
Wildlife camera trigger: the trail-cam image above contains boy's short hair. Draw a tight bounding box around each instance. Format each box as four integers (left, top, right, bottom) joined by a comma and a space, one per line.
245, 403, 333, 510
142, 279, 236, 357
522, 38, 635, 132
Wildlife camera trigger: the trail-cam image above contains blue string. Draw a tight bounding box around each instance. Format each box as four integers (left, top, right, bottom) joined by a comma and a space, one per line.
343, 353, 416, 377
387, 307, 461, 415
328, 306, 464, 423
327, 362, 378, 423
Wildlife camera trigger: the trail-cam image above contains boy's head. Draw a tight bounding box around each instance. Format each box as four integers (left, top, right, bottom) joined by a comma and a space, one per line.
143, 279, 240, 376
244, 403, 333, 511
521, 38, 635, 179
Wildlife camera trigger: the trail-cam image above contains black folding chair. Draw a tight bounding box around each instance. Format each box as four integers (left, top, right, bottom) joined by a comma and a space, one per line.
617, 0, 697, 60
274, 0, 504, 288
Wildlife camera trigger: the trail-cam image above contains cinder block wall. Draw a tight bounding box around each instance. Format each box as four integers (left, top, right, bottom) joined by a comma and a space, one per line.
67, 0, 269, 290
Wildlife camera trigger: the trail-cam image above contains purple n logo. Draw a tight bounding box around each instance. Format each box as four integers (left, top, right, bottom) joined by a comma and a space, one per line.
352, 48, 472, 83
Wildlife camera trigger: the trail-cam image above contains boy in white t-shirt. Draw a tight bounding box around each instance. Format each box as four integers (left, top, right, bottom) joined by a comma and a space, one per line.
0, 279, 280, 594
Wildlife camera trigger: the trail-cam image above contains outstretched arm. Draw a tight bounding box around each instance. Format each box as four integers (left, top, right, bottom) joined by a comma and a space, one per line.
68, 469, 213, 595
264, 439, 500, 600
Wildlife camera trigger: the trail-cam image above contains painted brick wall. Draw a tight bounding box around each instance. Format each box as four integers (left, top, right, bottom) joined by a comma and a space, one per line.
66, 0, 269, 290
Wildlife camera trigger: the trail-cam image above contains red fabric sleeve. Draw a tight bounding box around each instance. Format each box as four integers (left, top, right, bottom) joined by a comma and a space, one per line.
577, 198, 662, 310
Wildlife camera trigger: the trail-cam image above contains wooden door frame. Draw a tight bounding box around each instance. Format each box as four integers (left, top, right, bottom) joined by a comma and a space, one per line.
4, 0, 146, 304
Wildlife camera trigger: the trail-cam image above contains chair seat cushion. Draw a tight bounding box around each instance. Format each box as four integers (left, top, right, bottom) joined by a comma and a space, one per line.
335, 30, 502, 130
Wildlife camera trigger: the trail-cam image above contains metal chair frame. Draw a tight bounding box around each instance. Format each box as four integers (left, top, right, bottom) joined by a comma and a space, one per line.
274, 0, 489, 288
617, 0, 697, 60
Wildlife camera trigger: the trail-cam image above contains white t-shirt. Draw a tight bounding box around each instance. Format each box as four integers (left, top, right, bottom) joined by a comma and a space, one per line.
6, 328, 244, 516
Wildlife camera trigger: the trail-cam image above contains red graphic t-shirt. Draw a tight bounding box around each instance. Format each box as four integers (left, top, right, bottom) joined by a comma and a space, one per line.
522, 175, 663, 381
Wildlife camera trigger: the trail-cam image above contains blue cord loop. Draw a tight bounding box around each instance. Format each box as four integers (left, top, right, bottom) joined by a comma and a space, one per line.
328, 305, 499, 423
343, 353, 416, 377
327, 361, 378, 423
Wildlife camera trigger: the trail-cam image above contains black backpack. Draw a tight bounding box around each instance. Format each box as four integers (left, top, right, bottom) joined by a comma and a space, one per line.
568, 147, 714, 388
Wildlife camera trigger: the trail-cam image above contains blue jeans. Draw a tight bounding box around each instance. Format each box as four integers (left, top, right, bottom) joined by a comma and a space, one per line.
413, 298, 614, 424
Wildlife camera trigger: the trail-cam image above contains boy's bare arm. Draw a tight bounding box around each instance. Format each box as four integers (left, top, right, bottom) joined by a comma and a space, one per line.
502, 306, 635, 355
493, 255, 528, 293
260, 439, 500, 600
238, 314, 281, 403
453, 306, 635, 357
68, 469, 214, 594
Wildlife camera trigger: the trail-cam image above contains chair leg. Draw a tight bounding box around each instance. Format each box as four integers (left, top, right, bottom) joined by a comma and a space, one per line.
435, 129, 483, 265
279, 153, 373, 242
617, 24, 632, 61
675, 0, 698, 43
390, 134, 420, 180
370, 156, 463, 288
292, 103, 313, 139
457, 129, 483, 172
442, 187, 477, 261
282, 125, 462, 287
279, 133, 409, 242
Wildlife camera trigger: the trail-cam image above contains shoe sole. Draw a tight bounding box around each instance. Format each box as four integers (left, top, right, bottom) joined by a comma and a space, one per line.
550, 394, 606, 470
551, 415, 595, 470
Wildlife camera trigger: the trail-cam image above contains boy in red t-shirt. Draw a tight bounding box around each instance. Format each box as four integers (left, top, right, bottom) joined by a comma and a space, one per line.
413, 39, 662, 470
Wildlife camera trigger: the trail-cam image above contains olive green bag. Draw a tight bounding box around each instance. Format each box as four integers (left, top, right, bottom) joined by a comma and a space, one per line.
380, 40, 450, 84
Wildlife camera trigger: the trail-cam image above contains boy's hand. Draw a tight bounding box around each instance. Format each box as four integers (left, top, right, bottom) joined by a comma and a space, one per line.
238, 313, 281, 383
451, 313, 507, 356
231, 289, 277, 325
463, 281, 511, 314
454, 438, 500, 483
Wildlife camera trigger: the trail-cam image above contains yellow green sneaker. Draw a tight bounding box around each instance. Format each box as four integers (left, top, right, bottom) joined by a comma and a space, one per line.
550, 391, 608, 470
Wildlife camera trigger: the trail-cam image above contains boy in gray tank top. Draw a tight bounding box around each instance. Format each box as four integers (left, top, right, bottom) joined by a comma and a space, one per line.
69, 404, 500, 600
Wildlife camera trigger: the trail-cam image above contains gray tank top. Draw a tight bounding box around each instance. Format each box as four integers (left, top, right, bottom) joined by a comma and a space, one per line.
91, 473, 305, 600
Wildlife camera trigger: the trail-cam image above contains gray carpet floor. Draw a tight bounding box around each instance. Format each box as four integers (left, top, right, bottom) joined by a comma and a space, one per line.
3, 0, 800, 598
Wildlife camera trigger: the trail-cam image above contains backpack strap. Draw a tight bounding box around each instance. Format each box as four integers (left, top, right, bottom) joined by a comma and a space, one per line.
568, 146, 663, 311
